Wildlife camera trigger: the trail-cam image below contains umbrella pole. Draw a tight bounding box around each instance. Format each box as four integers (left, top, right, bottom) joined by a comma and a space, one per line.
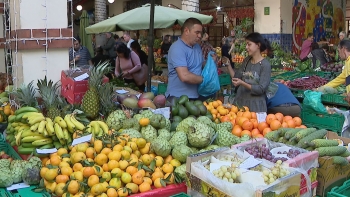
147, 0, 155, 92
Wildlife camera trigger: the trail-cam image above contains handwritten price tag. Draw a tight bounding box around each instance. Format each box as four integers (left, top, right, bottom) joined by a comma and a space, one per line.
36, 148, 57, 154
72, 134, 92, 146
256, 112, 267, 123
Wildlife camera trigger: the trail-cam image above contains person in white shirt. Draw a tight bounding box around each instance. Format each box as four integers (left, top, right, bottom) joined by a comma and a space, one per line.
123, 32, 134, 49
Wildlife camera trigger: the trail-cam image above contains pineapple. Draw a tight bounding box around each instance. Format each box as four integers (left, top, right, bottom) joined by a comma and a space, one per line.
98, 83, 117, 117
81, 61, 111, 119
37, 76, 61, 120
12, 81, 38, 107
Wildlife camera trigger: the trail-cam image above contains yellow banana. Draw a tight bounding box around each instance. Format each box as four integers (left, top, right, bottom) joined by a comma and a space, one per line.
21, 135, 46, 143
21, 129, 42, 138
97, 128, 104, 137
37, 120, 47, 134
70, 115, 85, 130
45, 118, 55, 136
89, 121, 100, 134
95, 121, 109, 134
64, 115, 75, 133
63, 128, 72, 144
54, 116, 67, 128
32, 138, 53, 146
27, 115, 45, 125
86, 126, 92, 133
22, 112, 44, 119
43, 128, 49, 137
15, 130, 23, 146
30, 122, 40, 131
18, 125, 30, 133
54, 123, 65, 141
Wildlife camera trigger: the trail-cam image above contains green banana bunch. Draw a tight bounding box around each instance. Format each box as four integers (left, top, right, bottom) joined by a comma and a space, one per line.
70, 114, 85, 131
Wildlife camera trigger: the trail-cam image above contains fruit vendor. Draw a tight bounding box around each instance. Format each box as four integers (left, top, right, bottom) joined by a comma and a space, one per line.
69, 37, 92, 67
166, 18, 216, 99
267, 83, 301, 117
319, 40, 350, 103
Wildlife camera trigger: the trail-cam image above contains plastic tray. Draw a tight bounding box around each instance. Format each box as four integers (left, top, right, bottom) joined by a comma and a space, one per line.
328, 179, 350, 197
219, 74, 231, 86
0, 186, 50, 197
158, 83, 167, 95
0, 133, 22, 160
170, 192, 191, 197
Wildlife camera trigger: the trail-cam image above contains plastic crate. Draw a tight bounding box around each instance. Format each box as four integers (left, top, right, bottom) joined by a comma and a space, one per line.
158, 83, 167, 95
272, 72, 306, 81
0, 186, 50, 197
301, 108, 344, 134
170, 192, 190, 197
0, 133, 22, 160
331, 94, 349, 106
327, 179, 350, 197
290, 88, 305, 98
219, 74, 231, 86
321, 94, 334, 104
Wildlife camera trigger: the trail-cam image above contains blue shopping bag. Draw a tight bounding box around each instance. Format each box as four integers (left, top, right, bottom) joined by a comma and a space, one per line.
198, 52, 220, 97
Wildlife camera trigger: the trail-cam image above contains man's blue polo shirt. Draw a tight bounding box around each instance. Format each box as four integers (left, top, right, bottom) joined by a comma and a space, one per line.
165, 38, 204, 98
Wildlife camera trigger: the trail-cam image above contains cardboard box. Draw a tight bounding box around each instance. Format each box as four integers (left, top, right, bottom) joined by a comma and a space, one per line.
186, 148, 302, 197
61, 70, 109, 104
300, 181, 317, 196
316, 131, 350, 197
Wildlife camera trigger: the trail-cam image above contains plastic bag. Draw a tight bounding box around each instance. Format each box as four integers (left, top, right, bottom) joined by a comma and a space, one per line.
328, 108, 350, 138
303, 90, 327, 113
198, 51, 220, 97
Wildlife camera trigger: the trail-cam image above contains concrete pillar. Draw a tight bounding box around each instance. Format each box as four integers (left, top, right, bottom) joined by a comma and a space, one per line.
8, 0, 71, 88
181, 0, 199, 12
0, 0, 6, 73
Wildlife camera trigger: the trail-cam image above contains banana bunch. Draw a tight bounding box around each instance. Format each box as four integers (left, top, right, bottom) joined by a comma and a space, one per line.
86, 121, 109, 137
0, 91, 9, 104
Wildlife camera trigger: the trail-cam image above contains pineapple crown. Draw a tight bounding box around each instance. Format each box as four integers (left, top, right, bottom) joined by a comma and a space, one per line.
88, 61, 111, 89
36, 76, 60, 108
98, 82, 117, 116
13, 81, 38, 107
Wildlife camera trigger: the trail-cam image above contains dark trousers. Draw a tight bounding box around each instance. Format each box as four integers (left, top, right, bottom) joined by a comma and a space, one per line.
267, 105, 301, 118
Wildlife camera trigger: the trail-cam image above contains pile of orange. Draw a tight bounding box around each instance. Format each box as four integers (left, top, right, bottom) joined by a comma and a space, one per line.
39, 134, 181, 197
203, 101, 307, 139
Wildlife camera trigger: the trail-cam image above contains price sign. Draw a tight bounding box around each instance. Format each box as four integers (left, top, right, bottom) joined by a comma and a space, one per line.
256, 112, 267, 123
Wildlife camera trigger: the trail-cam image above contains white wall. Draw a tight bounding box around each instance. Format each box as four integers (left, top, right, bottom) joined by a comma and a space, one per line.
254, 0, 281, 34
20, 0, 67, 29
280, 0, 293, 34
0, 0, 5, 73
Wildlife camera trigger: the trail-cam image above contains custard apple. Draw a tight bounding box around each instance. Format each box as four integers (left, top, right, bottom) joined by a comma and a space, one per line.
0, 159, 10, 169
22, 166, 41, 185
0, 169, 13, 187
187, 122, 214, 148
141, 125, 158, 142
157, 129, 171, 141
150, 138, 172, 157
176, 117, 195, 133
121, 129, 142, 138
174, 164, 187, 180
197, 116, 216, 130
28, 156, 42, 168
133, 114, 143, 122
165, 118, 171, 131
122, 118, 140, 131
214, 129, 239, 147
169, 132, 188, 148
140, 110, 154, 119
106, 110, 127, 131
216, 122, 233, 132
172, 145, 193, 163
150, 114, 166, 129
10, 160, 25, 183
190, 147, 198, 154
240, 134, 251, 143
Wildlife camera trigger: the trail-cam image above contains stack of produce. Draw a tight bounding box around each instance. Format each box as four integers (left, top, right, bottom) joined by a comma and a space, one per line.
320, 62, 343, 72
265, 128, 350, 165
286, 75, 328, 90
232, 53, 245, 63
116, 92, 166, 110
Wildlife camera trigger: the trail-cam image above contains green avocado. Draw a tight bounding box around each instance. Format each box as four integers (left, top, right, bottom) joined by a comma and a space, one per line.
178, 95, 189, 105
171, 104, 179, 116
185, 101, 200, 116
178, 104, 189, 119
197, 104, 208, 115
172, 116, 183, 122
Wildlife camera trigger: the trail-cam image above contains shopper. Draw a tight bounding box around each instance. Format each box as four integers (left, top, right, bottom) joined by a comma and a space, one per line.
267, 83, 301, 117
130, 41, 148, 65
221, 37, 234, 68
300, 33, 314, 62
310, 43, 330, 68
91, 47, 110, 67
101, 32, 117, 60
166, 17, 213, 99
69, 37, 92, 67
200, 32, 214, 61
225, 32, 272, 112
123, 32, 134, 49
161, 35, 172, 55
114, 43, 145, 91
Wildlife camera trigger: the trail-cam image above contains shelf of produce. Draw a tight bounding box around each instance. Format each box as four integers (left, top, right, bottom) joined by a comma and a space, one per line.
271, 71, 307, 81
12, 146, 31, 160
0, 133, 22, 160
328, 179, 350, 197
0, 185, 50, 197
129, 182, 187, 197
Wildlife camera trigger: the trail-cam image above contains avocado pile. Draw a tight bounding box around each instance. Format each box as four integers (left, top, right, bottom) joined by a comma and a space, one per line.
167, 95, 212, 126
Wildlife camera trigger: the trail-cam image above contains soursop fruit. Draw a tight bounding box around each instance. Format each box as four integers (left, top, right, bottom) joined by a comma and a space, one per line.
141, 125, 158, 142
22, 166, 41, 185
214, 129, 239, 147
165, 118, 171, 131
121, 129, 143, 138
106, 110, 127, 131
174, 164, 187, 180
133, 114, 143, 122
240, 134, 251, 143
10, 160, 25, 183
0, 170, 13, 187
157, 129, 172, 141
27, 156, 42, 169
176, 117, 196, 133
140, 110, 154, 119
122, 118, 140, 131
197, 116, 216, 130
172, 145, 193, 163
150, 114, 166, 129
0, 159, 10, 169
216, 122, 233, 132
190, 147, 198, 154
150, 138, 172, 157
169, 132, 188, 148
187, 122, 214, 148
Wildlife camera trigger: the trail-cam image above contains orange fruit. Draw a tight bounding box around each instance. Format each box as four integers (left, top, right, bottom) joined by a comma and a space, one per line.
95, 154, 108, 166
212, 101, 219, 108
286, 119, 296, 128
210, 109, 218, 115
108, 160, 120, 171
263, 127, 272, 136
255, 134, 264, 138
250, 119, 258, 129
242, 120, 253, 131
73, 163, 83, 172
126, 166, 138, 176
139, 118, 150, 126
299, 125, 307, 128
151, 171, 164, 182
57, 148, 68, 156
101, 148, 112, 156
102, 163, 109, 172
125, 182, 139, 194
270, 120, 282, 131
258, 122, 269, 132
88, 175, 100, 187
139, 182, 151, 193
275, 113, 284, 123
94, 140, 103, 153
251, 128, 261, 137
85, 147, 96, 159
154, 178, 165, 188
164, 173, 175, 184
67, 180, 79, 195
40, 167, 48, 178
251, 112, 257, 119
236, 117, 249, 127
113, 144, 123, 152
83, 166, 96, 178
220, 115, 230, 122
143, 177, 152, 185
50, 155, 62, 166
61, 166, 73, 176
132, 171, 144, 185
293, 117, 302, 126
283, 115, 293, 122
162, 163, 174, 173
231, 105, 239, 113
44, 168, 59, 181
265, 114, 277, 125
241, 130, 252, 137
106, 188, 118, 197
281, 122, 288, 128
242, 111, 252, 119
231, 125, 242, 137
55, 174, 69, 184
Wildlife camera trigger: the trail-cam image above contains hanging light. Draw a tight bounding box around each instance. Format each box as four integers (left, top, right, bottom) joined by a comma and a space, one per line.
108, 0, 115, 3
76, 5, 82, 11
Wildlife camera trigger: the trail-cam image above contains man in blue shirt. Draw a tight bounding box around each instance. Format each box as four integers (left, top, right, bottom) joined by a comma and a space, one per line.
267, 83, 301, 117
166, 18, 205, 99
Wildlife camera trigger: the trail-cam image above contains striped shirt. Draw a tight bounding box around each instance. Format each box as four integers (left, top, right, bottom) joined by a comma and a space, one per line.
324, 56, 350, 93
69, 46, 91, 67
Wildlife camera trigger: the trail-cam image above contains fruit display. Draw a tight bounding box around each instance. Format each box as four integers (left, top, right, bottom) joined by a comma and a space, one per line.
215, 47, 222, 57
116, 92, 166, 109
286, 75, 328, 90
169, 95, 210, 120
151, 75, 168, 83
320, 62, 344, 72
232, 53, 245, 63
